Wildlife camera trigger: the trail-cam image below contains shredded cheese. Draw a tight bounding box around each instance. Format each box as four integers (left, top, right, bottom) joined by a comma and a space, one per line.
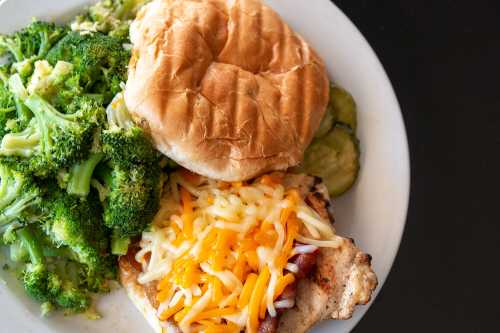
136, 171, 341, 332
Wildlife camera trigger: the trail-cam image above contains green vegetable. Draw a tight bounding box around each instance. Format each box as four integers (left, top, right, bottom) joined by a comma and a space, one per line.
0, 93, 104, 176
9, 239, 29, 262
97, 91, 161, 247
0, 21, 67, 78
18, 226, 91, 314
111, 230, 131, 256
102, 92, 160, 168
0, 69, 16, 137
71, 0, 151, 39
67, 152, 104, 196
314, 106, 335, 139
0, 0, 165, 316
7, 198, 113, 313
99, 163, 160, 241
0, 163, 41, 226
27, 60, 79, 107
47, 193, 108, 263
7, 73, 32, 126
47, 32, 129, 104
301, 126, 360, 197
329, 85, 357, 131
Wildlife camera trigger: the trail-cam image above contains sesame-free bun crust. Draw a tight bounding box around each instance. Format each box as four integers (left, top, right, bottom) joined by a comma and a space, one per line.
125, 0, 329, 181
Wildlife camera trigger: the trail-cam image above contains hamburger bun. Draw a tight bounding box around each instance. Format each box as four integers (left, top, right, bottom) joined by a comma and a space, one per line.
124, 0, 329, 181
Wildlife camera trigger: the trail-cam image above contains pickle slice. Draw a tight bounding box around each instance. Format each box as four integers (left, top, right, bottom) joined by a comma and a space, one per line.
330, 85, 357, 131
302, 125, 359, 197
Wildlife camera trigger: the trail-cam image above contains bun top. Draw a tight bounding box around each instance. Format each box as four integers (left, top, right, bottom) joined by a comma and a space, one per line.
125, 0, 329, 181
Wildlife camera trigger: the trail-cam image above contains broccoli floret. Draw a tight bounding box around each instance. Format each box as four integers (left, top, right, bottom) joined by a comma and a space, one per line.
0, 118, 40, 157
0, 21, 67, 77
26, 60, 91, 113
6, 73, 32, 128
47, 31, 129, 103
0, 162, 41, 226
27, 60, 74, 98
71, 0, 151, 39
102, 92, 160, 168
17, 226, 91, 313
102, 127, 159, 167
0, 93, 105, 176
97, 92, 161, 252
47, 192, 111, 274
0, 72, 16, 138
0, 69, 15, 109
99, 163, 160, 247
102, 91, 160, 166
67, 152, 104, 197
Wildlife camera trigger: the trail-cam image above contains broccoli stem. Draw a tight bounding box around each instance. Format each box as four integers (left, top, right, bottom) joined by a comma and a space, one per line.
10, 240, 29, 262
0, 106, 15, 113
25, 93, 78, 124
8, 74, 31, 122
24, 94, 76, 159
0, 37, 23, 62
111, 230, 131, 256
0, 191, 38, 226
0, 68, 8, 84
14, 97, 31, 124
37, 30, 50, 58
0, 123, 40, 157
67, 153, 104, 196
17, 226, 44, 265
0, 164, 17, 209
8, 74, 28, 101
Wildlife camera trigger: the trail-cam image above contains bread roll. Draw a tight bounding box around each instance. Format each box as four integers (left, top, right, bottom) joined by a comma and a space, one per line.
125, 0, 329, 181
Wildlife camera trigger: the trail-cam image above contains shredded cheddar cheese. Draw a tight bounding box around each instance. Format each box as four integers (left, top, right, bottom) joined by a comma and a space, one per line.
136, 171, 343, 332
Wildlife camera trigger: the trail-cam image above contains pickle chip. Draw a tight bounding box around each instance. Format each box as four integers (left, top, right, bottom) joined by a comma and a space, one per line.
301, 125, 359, 197
314, 106, 335, 139
330, 85, 357, 131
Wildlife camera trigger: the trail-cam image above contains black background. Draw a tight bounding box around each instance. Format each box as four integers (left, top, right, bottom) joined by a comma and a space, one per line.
331, 1, 418, 331
334, 1, 499, 332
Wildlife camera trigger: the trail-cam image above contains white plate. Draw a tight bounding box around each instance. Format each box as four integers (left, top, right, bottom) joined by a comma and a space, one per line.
0, 0, 410, 332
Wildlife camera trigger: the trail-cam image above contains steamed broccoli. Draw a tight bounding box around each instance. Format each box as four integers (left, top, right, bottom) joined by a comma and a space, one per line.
4, 72, 32, 129
4, 186, 115, 314
0, 163, 41, 227
98, 163, 159, 249
27, 60, 77, 101
97, 92, 161, 253
67, 152, 104, 197
0, 70, 16, 138
17, 226, 91, 314
71, 0, 151, 39
0, 91, 105, 176
0, 69, 15, 111
0, 1, 168, 316
47, 32, 129, 103
102, 92, 160, 168
0, 21, 67, 78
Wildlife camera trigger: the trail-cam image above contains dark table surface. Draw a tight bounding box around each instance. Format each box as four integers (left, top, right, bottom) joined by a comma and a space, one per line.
334, 1, 500, 332
330, 1, 417, 331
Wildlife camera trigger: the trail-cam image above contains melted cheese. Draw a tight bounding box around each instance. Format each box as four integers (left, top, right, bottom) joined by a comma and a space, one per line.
136, 171, 341, 332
